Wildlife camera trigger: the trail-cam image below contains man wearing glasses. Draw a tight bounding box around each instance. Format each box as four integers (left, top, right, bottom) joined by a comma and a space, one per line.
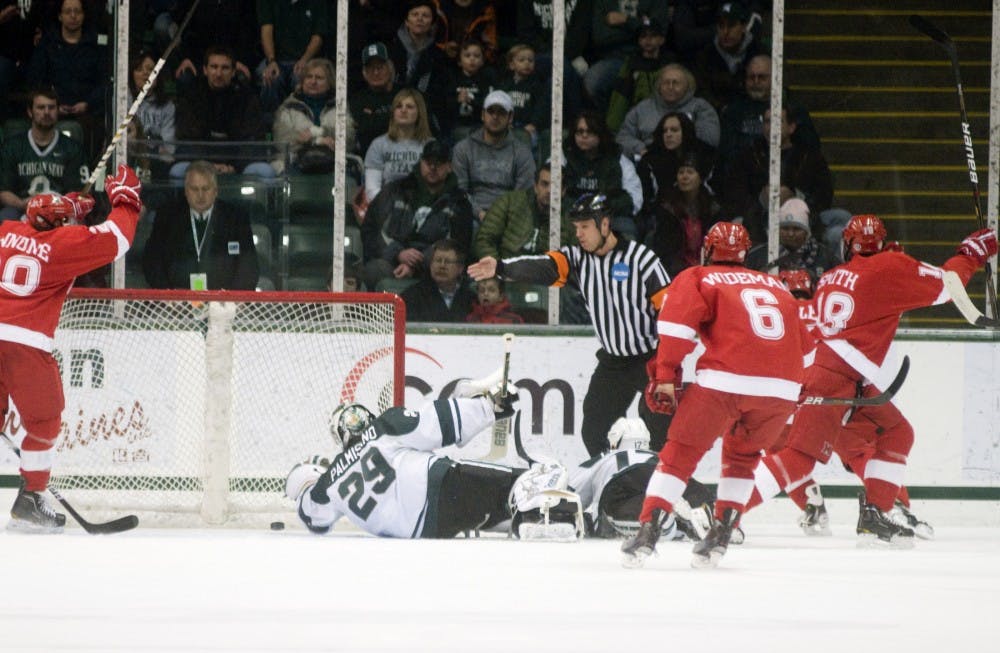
451, 90, 536, 225
401, 238, 476, 322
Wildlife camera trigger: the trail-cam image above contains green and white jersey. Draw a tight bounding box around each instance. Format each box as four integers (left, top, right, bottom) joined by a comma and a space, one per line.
299, 397, 495, 538
0, 131, 87, 198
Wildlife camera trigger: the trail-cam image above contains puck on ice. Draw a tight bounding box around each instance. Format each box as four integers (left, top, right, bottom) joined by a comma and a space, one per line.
270, 521, 285, 531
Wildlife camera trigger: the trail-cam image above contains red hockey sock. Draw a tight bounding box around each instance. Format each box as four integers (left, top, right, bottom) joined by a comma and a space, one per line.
896, 485, 911, 508
20, 469, 51, 493
765, 448, 817, 490
786, 479, 815, 511
744, 487, 763, 511
864, 478, 899, 512
639, 496, 673, 523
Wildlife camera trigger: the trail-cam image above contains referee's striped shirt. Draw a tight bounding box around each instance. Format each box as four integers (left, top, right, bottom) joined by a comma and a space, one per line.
498, 238, 671, 357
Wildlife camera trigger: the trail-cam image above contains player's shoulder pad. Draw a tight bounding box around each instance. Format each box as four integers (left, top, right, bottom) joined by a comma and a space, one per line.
373, 406, 421, 437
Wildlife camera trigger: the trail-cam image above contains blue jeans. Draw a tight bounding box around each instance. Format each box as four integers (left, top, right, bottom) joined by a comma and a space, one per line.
583, 57, 625, 114
257, 60, 298, 114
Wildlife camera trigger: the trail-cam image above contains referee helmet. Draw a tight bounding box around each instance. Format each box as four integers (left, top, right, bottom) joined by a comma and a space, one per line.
568, 193, 609, 225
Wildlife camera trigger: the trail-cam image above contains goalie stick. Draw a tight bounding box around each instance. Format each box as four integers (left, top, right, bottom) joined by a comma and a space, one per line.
799, 355, 910, 407
909, 14, 999, 320
81, 0, 205, 193
483, 333, 515, 461
1, 432, 139, 535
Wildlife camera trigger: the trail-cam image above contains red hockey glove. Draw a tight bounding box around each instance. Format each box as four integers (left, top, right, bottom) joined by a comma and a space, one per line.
63, 192, 95, 222
644, 379, 677, 414
957, 228, 998, 265
105, 164, 142, 211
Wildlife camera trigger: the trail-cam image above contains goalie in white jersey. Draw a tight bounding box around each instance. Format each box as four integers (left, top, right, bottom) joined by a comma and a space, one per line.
286, 388, 522, 538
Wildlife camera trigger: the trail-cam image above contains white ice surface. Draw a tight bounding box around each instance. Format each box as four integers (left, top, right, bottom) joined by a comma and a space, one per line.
0, 494, 997, 653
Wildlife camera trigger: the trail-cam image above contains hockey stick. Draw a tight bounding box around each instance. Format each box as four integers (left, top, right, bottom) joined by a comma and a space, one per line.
80, 0, 204, 193
511, 410, 537, 465
799, 355, 910, 407
1, 432, 139, 534
483, 333, 515, 461
942, 270, 1000, 327
909, 14, 999, 320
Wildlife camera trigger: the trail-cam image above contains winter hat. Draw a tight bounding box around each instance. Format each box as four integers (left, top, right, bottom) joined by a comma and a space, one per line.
778, 198, 810, 235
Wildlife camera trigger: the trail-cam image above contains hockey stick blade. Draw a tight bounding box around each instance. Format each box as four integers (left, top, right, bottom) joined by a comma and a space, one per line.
943, 270, 1000, 327
1, 432, 139, 534
909, 14, 953, 48
800, 356, 910, 407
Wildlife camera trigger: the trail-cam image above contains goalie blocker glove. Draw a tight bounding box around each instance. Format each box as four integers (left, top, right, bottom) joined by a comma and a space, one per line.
957, 228, 998, 266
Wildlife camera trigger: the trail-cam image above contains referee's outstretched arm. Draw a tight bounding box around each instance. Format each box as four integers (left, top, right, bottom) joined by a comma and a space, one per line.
468, 253, 565, 287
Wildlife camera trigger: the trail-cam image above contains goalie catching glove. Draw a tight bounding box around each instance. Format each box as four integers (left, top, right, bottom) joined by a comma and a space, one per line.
452, 367, 519, 419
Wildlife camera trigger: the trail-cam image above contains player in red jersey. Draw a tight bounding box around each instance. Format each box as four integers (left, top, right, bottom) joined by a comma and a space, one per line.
746, 215, 996, 548
621, 222, 815, 569
1, 164, 142, 533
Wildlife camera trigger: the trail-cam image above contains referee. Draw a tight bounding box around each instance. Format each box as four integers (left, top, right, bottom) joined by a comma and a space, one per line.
468, 193, 672, 456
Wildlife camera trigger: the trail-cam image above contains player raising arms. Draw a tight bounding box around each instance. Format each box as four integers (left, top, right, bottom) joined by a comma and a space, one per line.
747, 216, 996, 547
2, 165, 143, 533
621, 222, 815, 569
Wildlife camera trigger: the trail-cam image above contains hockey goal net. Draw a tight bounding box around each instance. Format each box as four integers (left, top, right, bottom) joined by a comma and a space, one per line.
25, 289, 404, 527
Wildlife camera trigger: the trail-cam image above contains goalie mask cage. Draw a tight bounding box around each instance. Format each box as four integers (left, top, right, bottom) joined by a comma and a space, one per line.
34, 289, 405, 527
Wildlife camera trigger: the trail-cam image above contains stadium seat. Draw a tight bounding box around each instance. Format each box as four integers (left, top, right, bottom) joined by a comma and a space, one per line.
252, 222, 274, 274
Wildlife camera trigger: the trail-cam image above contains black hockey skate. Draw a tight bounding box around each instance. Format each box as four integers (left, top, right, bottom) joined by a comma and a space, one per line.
691, 508, 740, 569
889, 500, 934, 540
621, 509, 668, 568
799, 484, 831, 536
856, 492, 914, 549
8, 488, 66, 533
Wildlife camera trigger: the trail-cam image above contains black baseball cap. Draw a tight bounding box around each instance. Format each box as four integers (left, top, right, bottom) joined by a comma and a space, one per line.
421, 140, 451, 163
637, 15, 665, 38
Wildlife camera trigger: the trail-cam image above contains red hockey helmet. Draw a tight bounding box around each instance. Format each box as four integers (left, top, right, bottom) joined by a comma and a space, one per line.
24, 192, 94, 231
779, 268, 814, 299
842, 214, 887, 259
702, 221, 750, 265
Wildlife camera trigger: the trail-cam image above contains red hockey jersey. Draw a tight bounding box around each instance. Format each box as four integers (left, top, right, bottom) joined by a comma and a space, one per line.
655, 265, 815, 401
808, 251, 978, 387
0, 206, 139, 352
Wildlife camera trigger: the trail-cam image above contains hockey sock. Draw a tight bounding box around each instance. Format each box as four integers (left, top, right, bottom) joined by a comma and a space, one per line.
786, 479, 816, 511
19, 433, 56, 492
896, 485, 911, 508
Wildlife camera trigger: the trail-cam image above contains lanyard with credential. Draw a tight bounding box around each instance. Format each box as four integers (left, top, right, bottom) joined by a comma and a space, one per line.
191, 212, 212, 263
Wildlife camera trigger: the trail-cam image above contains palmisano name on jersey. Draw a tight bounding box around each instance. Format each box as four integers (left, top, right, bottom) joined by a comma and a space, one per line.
0, 232, 52, 262
328, 427, 380, 479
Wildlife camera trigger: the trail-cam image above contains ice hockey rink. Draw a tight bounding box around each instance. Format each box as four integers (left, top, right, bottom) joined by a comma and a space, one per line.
0, 492, 996, 653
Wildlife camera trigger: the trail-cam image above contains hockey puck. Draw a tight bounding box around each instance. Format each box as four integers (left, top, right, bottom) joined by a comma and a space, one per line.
270, 521, 285, 531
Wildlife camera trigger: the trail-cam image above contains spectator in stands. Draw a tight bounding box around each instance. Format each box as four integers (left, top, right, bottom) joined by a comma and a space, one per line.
585, 0, 671, 114
616, 63, 720, 159
693, 1, 766, 112
256, 0, 328, 114
355, 1, 407, 47
143, 160, 259, 290
670, 0, 721, 65
362, 140, 474, 290
0, 88, 86, 221
635, 111, 717, 240
645, 150, 720, 277
473, 163, 571, 259
495, 44, 549, 151
515, 0, 588, 121
0, 0, 35, 121
436, 0, 498, 64
26, 0, 107, 160
350, 42, 399, 156
452, 90, 536, 223
172, 45, 275, 179
401, 238, 476, 322
168, 0, 258, 93
363, 88, 434, 202
444, 38, 497, 143
272, 57, 356, 175
722, 107, 834, 245
466, 276, 524, 324
564, 110, 643, 238
744, 197, 838, 279
129, 49, 177, 180
327, 253, 365, 292
606, 14, 676, 133
716, 54, 823, 200
387, 0, 451, 134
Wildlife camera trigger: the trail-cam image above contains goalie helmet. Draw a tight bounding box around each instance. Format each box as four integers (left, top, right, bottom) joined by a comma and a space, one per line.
842, 214, 887, 260
607, 418, 650, 451
329, 403, 375, 449
702, 221, 750, 265
508, 463, 584, 541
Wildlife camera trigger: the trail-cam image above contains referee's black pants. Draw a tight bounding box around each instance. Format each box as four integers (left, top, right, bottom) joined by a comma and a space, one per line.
581, 349, 672, 456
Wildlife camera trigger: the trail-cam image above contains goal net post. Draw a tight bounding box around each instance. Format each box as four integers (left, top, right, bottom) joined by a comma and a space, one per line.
22, 289, 405, 527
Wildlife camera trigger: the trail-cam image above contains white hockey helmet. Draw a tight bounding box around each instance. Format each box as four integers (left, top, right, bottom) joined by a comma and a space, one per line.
329, 403, 375, 449
607, 418, 651, 450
